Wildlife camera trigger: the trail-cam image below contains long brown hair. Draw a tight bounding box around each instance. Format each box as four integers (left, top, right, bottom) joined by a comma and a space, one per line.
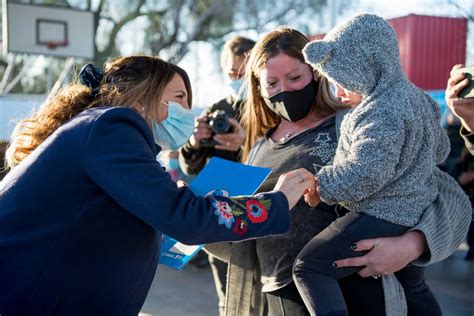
5, 55, 192, 168
240, 27, 346, 163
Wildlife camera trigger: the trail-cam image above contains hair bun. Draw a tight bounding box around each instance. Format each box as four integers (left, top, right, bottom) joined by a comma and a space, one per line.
79, 64, 104, 94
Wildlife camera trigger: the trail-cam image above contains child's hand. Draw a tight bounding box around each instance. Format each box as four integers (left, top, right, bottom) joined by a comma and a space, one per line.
274, 168, 316, 210
304, 176, 321, 207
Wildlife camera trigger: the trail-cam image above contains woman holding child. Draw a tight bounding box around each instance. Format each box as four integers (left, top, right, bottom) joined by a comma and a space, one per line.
206, 25, 470, 315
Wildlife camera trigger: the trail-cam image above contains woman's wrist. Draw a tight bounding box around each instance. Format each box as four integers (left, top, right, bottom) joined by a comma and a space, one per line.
403, 230, 428, 261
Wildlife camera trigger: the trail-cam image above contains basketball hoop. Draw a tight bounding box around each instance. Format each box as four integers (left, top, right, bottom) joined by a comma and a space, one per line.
4, 3, 95, 59
47, 40, 68, 50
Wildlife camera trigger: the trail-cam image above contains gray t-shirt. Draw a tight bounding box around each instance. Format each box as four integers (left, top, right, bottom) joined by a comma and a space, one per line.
248, 116, 339, 292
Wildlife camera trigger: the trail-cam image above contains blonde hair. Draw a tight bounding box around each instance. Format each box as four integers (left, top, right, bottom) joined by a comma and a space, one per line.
240, 27, 346, 163
6, 55, 192, 169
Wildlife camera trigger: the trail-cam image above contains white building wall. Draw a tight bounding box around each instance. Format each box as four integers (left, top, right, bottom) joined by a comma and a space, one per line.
0, 94, 45, 141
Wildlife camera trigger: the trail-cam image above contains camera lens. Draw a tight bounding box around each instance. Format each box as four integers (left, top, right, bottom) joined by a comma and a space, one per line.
210, 110, 231, 134
212, 119, 228, 133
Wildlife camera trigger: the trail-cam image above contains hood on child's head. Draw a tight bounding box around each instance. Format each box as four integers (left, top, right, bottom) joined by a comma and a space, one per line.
303, 13, 405, 97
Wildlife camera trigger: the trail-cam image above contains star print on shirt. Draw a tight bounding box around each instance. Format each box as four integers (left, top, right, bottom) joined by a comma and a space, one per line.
314, 133, 331, 145
309, 132, 337, 164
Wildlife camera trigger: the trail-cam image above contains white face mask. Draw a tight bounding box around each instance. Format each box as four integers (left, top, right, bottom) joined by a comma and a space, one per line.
229, 78, 247, 101
152, 101, 195, 151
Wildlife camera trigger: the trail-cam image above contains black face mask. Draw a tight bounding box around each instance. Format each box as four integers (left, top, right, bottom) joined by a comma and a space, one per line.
262, 80, 318, 122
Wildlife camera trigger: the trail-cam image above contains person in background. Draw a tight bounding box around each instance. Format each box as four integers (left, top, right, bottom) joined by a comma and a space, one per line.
179, 35, 256, 315
0, 56, 315, 315
179, 35, 256, 174
439, 109, 464, 178
446, 64, 474, 261
457, 147, 474, 260
446, 64, 474, 153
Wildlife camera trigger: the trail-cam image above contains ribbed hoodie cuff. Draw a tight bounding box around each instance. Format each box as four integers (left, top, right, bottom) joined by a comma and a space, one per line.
317, 168, 339, 205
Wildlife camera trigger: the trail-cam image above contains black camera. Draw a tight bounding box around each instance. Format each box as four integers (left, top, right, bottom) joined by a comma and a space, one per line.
457, 67, 474, 98
200, 110, 232, 147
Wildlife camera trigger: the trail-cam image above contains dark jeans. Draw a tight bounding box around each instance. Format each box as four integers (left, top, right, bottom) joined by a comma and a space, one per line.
395, 265, 442, 316
264, 277, 385, 316
264, 274, 386, 316
265, 281, 310, 316
293, 212, 439, 316
265, 267, 440, 316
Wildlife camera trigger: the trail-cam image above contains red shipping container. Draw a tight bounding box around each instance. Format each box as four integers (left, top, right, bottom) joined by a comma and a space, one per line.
388, 14, 467, 90
308, 14, 468, 91
308, 34, 325, 41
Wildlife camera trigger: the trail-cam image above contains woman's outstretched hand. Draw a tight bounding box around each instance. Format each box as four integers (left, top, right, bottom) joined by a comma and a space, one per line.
177, 180, 188, 188
274, 168, 316, 210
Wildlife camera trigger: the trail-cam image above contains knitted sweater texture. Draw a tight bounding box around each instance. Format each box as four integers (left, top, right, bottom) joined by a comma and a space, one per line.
303, 13, 451, 226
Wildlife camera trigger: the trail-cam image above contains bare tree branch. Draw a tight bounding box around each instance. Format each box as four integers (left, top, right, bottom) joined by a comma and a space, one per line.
169, 0, 234, 62
98, 0, 147, 62
448, 0, 474, 20
150, 0, 185, 53
169, 0, 313, 62
96, 0, 106, 16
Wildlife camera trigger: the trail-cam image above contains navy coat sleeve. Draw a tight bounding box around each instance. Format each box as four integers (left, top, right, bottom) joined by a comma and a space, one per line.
84, 108, 290, 244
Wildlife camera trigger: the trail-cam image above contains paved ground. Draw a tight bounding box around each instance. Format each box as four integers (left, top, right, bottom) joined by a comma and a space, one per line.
140, 247, 474, 316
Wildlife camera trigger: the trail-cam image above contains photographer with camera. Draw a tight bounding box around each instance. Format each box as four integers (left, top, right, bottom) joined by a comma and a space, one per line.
446, 64, 474, 153
446, 64, 474, 261
179, 36, 255, 175
179, 35, 255, 316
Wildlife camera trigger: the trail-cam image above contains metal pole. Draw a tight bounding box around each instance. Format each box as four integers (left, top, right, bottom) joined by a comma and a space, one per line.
46, 57, 53, 93
45, 57, 75, 102
0, 54, 15, 94
1, 55, 39, 96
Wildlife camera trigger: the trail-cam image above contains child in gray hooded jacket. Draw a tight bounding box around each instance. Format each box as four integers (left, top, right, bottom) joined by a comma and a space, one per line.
292, 14, 452, 316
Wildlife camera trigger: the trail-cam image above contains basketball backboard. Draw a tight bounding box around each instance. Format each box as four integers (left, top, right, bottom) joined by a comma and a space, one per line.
2, 1, 95, 59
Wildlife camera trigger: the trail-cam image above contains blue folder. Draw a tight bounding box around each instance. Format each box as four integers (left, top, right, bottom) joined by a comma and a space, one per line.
159, 157, 272, 270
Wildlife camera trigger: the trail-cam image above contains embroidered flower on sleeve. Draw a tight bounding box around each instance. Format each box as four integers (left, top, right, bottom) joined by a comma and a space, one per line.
213, 200, 235, 229
246, 199, 269, 223
233, 218, 248, 237
211, 195, 273, 232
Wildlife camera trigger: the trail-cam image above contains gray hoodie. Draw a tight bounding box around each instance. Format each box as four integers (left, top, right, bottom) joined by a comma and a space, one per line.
303, 13, 450, 227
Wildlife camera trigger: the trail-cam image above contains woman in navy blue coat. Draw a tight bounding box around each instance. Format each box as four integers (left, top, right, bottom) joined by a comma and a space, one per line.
0, 56, 315, 315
